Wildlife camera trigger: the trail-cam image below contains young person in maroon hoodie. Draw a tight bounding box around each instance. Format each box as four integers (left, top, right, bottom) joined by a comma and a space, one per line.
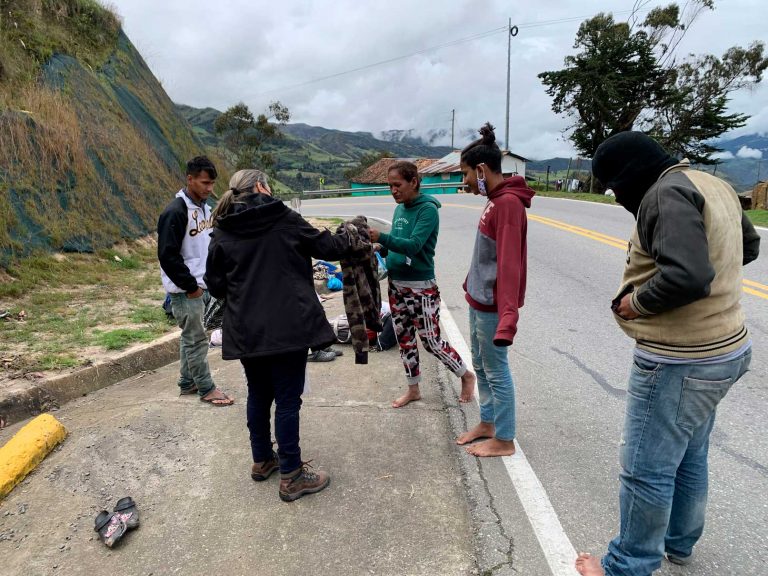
455, 123, 535, 457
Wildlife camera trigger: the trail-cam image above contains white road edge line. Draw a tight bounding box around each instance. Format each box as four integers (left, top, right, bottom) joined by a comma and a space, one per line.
308, 207, 581, 573
440, 304, 580, 576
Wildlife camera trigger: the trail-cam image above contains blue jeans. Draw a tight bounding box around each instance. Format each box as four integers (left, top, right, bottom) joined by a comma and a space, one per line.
602, 349, 752, 576
242, 350, 308, 474
169, 291, 215, 397
469, 308, 516, 441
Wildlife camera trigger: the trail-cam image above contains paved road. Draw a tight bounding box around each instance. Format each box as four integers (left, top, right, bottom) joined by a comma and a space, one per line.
301, 193, 768, 575
0, 297, 475, 576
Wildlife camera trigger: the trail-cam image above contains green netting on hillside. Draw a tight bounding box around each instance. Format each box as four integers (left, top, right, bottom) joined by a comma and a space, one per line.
0, 25, 214, 266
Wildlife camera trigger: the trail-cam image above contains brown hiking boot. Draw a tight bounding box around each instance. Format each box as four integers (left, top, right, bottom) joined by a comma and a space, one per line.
279, 462, 330, 502
251, 451, 279, 481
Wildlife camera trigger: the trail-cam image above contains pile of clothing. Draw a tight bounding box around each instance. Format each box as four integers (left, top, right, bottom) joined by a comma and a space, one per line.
313, 260, 343, 291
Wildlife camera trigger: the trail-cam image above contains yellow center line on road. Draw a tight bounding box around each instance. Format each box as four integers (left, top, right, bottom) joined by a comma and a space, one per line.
306, 199, 766, 300
744, 286, 768, 298
441, 202, 629, 249
528, 214, 628, 250
742, 278, 768, 292
445, 202, 766, 300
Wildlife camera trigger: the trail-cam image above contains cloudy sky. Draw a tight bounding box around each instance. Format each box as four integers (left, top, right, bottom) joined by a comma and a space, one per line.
109, 0, 767, 159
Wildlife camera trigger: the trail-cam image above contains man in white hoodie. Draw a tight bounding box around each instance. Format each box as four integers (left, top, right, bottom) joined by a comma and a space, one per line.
157, 156, 233, 406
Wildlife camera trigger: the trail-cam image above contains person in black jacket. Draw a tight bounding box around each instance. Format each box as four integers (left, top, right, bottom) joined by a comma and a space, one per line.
205, 169, 351, 502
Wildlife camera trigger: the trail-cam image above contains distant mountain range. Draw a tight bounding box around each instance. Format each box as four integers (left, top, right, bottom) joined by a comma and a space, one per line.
523, 135, 767, 193
709, 134, 766, 192
176, 104, 453, 191
176, 103, 765, 193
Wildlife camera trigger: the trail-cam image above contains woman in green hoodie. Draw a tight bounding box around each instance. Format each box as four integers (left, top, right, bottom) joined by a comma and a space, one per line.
370, 161, 476, 408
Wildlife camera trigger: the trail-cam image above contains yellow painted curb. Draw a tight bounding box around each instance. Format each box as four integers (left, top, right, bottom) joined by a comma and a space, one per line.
0, 414, 67, 500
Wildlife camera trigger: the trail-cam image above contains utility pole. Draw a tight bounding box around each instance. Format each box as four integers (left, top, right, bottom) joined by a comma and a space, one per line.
757, 159, 763, 184
505, 18, 511, 151
451, 109, 455, 149
564, 157, 573, 192
546, 165, 551, 191
504, 20, 518, 152
504, 18, 512, 150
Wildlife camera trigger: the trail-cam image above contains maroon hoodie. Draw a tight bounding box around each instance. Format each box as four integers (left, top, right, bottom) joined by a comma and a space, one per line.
464, 176, 534, 346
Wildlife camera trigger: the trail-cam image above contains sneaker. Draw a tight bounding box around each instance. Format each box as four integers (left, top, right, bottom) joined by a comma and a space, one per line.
279, 462, 330, 502
251, 451, 279, 481
665, 551, 693, 566
323, 346, 343, 357
307, 349, 336, 362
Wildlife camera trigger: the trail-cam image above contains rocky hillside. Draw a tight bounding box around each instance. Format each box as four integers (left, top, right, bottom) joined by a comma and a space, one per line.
0, 0, 226, 267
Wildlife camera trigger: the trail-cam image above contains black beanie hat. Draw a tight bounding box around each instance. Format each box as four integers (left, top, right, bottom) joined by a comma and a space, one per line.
592, 132, 678, 216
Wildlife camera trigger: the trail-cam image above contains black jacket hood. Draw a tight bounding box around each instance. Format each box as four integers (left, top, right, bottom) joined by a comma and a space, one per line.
215, 193, 289, 235
592, 132, 678, 217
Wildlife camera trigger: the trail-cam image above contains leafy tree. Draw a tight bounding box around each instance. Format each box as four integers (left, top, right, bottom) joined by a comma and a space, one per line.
651, 44, 768, 161
214, 101, 290, 170
343, 150, 394, 180
539, 1, 768, 164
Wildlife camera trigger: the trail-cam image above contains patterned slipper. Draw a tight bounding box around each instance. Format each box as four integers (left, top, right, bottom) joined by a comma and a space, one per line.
94, 510, 127, 547
113, 497, 140, 530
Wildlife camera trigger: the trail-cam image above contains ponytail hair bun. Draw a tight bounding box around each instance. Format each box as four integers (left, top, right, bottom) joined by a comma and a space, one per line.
461, 122, 502, 172
479, 122, 496, 146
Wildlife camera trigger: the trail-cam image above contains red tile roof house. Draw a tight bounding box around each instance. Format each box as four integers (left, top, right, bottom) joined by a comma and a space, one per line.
349, 158, 439, 196
349, 151, 529, 196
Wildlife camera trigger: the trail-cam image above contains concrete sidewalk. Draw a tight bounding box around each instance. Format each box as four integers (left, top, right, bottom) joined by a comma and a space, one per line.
0, 295, 478, 576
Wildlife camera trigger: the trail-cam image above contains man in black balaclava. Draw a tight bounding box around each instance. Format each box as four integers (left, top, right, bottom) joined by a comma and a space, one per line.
592, 131, 678, 217
576, 132, 760, 576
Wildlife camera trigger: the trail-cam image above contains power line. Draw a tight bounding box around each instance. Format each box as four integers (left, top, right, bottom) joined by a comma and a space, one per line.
246, 7, 653, 100
248, 26, 508, 98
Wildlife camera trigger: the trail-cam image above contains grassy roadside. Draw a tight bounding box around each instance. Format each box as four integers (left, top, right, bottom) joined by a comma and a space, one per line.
747, 210, 768, 227
0, 217, 340, 378
534, 190, 617, 204
534, 190, 768, 226
0, 238, 171, 375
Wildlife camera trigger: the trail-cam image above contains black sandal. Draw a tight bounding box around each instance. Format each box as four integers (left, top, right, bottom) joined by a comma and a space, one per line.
113, 497, 140, 530
94, 510, 127, 547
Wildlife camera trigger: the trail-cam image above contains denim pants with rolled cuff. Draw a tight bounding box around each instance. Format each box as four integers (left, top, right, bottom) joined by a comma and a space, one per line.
601, 348, 752, 576
242, 349, 308, 474
170, 291, 215, 397
469, 308, 516, 441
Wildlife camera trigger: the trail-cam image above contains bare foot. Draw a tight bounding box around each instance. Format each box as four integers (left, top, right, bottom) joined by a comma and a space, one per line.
392, 385, 421, 408
575, 553, 604, 575
465, 437, 516, 457
459, 371, 476, 403
456, 422, 495, 445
